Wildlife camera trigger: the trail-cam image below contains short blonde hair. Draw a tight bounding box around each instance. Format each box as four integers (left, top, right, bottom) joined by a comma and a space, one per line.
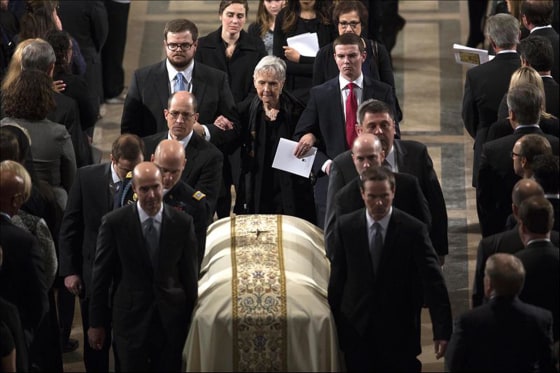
508, 66, 551, 119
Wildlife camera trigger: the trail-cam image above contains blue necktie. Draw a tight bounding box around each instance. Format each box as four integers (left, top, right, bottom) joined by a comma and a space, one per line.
174, 73, 186, 92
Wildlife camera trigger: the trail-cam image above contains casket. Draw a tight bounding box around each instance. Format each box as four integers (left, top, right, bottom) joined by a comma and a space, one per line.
183, 215, 341, 372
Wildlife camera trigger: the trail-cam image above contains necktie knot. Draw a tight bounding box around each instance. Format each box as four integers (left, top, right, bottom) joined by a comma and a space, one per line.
174, 73, 187, 92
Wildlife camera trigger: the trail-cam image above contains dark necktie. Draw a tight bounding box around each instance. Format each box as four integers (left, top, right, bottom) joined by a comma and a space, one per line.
369, 222, 383, 274
143, 218, 159, 264
113, 180, 123, 210
345, 83, 358, 149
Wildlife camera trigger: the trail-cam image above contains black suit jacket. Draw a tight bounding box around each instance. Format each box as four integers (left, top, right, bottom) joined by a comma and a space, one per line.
486, 117, 559, 143
121, 60, 239, 150
0, 216, 48, 337
477, 127, 559, 236
195, 27, 266, 113
293, 75, 396, 175
326, 139, 448, 257
328, 208, 452, 361
58, 163, 115, 298
472, 227, 560, 307
516, 240, 560, 341
531, 28, 560, 83
326, 174, 430, 258
142, 131, 223, 215
89, 204, 198, 366
446, 296, 554, 372
462, 51, 521, 139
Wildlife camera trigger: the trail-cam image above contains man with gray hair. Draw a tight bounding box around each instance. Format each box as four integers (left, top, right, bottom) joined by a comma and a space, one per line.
447, 252, 554, 372
463, 13, 521, 187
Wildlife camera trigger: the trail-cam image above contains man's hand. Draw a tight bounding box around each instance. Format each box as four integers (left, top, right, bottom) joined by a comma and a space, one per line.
64, 275, 82, 296
193, 122, 206, 137
213, 115, 233, 130
439, 255, 445, 267
293, 133, 316, 158
434, 339, 448, 359
88, 327, 106, 351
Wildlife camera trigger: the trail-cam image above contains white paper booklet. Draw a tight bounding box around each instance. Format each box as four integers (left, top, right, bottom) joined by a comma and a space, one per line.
272, 138, 317, 178
453, 43, 495, 67
287, 33, 320, 57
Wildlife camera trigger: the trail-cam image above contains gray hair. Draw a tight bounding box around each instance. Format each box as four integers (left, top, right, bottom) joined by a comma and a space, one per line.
357, 99, 394, 125
253, 56, 286, 82
485, 253, 525, 296
506, 83, 543, 125
485, 13, 520, 49
21, 39, 56, 72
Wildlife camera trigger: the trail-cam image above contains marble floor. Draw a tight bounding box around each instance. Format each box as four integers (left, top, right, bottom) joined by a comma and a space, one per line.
62, 1, 481, 371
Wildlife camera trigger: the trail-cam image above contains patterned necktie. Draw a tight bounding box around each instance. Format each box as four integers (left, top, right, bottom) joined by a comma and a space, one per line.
369, 222, 383, 274
345, 83, 358, 149
144, 218, 159, 264
113, 180, 122, 210
174, 73, 186, 92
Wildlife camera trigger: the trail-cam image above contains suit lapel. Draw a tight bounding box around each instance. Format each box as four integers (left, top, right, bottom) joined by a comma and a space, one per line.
393, 140, 408, 173
326, 79, 346, 139
191, 64, 207, 105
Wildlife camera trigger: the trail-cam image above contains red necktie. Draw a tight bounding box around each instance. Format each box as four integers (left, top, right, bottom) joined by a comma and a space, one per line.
345, 83, 358, 148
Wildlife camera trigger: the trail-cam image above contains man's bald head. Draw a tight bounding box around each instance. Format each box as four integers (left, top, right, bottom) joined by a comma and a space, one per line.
152, 140, 186, 190
132, 162, 163, 216
0, 167, 26, 217
512, 178, 545, 207
351, 133, 385, 174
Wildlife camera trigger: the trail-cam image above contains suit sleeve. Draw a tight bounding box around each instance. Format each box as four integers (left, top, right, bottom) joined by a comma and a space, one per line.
60, 128, 77, 193
445, 316, 469, 372
89, 214, 117, 327
194, 150, 223, 216
324, 160, 345, 259
26, 235, 49, 333
121, 70, 146, 137
409, 175, 432, 229
462, 71, 478, 138
471, 239, 488, 308
91, 0, 109, 52
327, 219, 348, 348
58, 170, 85, 277
206, 75, 241, 153
179, 215, 199, 325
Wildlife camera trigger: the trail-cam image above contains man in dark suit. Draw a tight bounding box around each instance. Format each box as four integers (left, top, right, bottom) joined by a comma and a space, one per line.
533, 154, 560, 232
447, 253, 554, 372
0, 163, 48, 351
293, 33, 396, 228
462, 13, 521, 186
142, 91, 223, 217
324, 133, 430, 259
121, 18, 239, 148
516, 196, 559, 342
477, 84, 559, 237
58, 134, 144, 372
472, 178, 560, 307
151, 139, 209, 268
88, 162, 198, 372
521, 0, 559, 83
58, 0, 108, 111
326, 98, 448, 263
328, 166, 452, 371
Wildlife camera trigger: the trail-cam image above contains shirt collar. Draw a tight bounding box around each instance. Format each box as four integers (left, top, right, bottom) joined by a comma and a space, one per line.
365, 206, 392, 231
167, 129, 193, 148
339, 74, 364, 91
530, 25, 552, 33
137, 203, 163, 224
385, 146, 396, 171
110, 162, 121, 184
166, 59, 194, 87
496, 49, 517, 54
527, 238, 552, 246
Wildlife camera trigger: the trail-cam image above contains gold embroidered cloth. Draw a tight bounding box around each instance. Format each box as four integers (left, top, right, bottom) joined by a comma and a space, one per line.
183, 215, 341, 372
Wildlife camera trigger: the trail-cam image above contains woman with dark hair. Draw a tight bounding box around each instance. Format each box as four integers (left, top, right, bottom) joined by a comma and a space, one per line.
272, 0, 336, 103
312, 0, 402, 122
248, 0, 286, 55
45, 29, 97, 131
18, 0, 85, 76
1, 68, 76, 210
236, 55, 315, 223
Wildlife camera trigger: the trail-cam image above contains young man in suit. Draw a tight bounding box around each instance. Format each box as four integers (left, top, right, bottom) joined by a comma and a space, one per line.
477, 84, 559, 237
521, 0, 559, 83
324, 133, 430, 259
88, 162, 198, 371
142, 91, 223, 218
326, 98, 448, 263
447, 253, 554, 372
293, 33, 396, 228
516, 195, 559, 343
58, 134, 144, 372
328, 166, 452, 371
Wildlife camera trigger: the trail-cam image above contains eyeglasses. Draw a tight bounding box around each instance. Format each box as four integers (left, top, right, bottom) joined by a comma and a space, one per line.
168, 111, 195, 120
338, 21, 361, 29
166, 42, 194, 51
510, 151, 523, 159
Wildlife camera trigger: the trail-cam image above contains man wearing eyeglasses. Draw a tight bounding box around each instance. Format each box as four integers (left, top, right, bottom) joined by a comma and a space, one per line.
121, 18, 239, 152
142, 91, 223, 219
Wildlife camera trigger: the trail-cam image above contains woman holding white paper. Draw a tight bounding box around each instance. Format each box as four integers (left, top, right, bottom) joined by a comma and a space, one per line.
235, 56, 316, 224
272, 0, 336, 104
